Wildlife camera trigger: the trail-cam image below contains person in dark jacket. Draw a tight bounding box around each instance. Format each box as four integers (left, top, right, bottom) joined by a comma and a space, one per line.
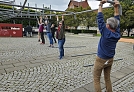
93, 0, 120, 92
23, 25, 32, 37
26, 25, 32, 37
56, 15, 65, 59
51, 24, 57, 43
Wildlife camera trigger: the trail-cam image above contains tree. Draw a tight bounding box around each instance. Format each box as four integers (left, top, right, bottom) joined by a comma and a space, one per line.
100, 0, 134, 36
64, 6, 97, 30
119, 0, 134, 36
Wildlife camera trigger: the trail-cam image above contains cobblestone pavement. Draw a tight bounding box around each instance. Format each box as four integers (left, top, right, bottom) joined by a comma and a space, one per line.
0, 34, 134, 92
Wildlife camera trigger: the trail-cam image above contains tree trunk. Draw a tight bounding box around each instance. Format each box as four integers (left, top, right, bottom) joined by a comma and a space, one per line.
127, 28, 130, 37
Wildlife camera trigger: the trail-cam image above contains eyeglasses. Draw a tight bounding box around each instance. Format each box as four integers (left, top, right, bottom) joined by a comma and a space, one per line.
59, 24, 62, 25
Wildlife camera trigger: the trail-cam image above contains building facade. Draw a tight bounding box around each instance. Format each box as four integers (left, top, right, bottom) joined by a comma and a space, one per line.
68, 0, 89, 9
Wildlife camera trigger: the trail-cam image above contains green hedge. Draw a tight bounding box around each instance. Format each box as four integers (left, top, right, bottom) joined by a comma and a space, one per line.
65, 29, 97, 34
0, 5, 15, 9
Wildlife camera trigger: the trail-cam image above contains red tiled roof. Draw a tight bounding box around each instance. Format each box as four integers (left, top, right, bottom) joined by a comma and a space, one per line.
68, 0, 89, 9
79, 1, 89, 8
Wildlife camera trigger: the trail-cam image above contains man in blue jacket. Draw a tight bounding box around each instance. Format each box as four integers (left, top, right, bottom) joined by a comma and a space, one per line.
93, 0, 120, 92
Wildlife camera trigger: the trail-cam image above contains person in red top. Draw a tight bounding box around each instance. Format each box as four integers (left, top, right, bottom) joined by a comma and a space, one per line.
38, 16, 45, 44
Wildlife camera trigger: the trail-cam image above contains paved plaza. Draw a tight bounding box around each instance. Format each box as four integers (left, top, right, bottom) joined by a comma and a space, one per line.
0, 34, 134, 92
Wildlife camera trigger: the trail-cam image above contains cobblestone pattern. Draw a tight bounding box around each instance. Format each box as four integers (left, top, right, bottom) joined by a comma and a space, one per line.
0, 37, 97, 62
0, 35, 134, 92
112, 72, 134, 92
0, 56, 94, 92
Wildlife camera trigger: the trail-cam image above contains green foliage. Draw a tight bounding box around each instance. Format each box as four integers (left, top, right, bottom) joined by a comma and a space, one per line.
65, 6, 97, 30
119, 0, 134, 6
65, 29, 97, 34
119, 0, 134, 32
0, 5, 13, 9
103, 8, 114, 21
23, 8, 36, 12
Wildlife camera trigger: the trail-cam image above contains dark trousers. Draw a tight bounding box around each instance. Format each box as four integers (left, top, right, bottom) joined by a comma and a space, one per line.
52, 33, 57, 43
40, 32, 45, 44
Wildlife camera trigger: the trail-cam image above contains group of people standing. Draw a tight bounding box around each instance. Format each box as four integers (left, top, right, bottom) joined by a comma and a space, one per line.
37, 15, 65, 60
37, 0, 121, 91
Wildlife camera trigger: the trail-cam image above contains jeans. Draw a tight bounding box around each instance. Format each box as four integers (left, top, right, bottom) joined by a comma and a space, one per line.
93, 56, 113, 92
58, 38, 65, 59
47, 32, 53, 45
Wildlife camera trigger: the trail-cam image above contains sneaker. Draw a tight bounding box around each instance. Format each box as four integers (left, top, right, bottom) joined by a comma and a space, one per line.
38, 39, 40, 42
59, 57, 62, 60
59, 55, 64, 57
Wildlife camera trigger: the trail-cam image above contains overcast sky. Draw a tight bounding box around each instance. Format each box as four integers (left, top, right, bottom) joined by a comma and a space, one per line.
14, 0, 110, 10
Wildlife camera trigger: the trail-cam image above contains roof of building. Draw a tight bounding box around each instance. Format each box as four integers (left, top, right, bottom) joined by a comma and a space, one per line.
68, 0, 89, 9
